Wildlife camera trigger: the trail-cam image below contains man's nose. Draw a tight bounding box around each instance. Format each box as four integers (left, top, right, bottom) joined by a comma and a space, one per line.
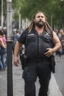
39, 18, 42, 21
39, 17, 43, 20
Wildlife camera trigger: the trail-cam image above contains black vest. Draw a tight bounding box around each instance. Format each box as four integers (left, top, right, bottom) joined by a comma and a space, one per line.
25, 29, 53, 60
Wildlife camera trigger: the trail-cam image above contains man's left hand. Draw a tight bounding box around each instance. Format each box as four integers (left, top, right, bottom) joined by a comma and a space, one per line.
44, 48, 54, 57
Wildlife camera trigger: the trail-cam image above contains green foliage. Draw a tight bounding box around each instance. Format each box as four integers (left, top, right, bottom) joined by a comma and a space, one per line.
0, 0, 64, 28
12, 0, 64, 28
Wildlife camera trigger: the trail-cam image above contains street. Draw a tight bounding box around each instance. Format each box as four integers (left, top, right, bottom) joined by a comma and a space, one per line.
55, 55, 64, 96
0, 55, 64, 96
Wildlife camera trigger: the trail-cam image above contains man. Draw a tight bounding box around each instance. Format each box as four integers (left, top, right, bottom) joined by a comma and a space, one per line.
14, 11, 61, 96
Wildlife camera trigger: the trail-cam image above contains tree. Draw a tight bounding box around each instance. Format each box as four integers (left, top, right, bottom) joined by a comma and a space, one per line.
0, 0, 64, 29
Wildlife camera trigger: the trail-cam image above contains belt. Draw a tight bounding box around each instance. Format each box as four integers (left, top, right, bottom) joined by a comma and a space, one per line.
33, 59, 43, 62
27, 59, 45, 62
27, 57, 50, 63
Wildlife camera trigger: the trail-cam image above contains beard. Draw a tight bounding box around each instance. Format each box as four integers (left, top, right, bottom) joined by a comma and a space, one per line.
35, 20, 45, 28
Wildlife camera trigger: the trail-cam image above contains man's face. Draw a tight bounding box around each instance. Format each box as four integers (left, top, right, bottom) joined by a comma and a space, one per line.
34, 12, 46, 28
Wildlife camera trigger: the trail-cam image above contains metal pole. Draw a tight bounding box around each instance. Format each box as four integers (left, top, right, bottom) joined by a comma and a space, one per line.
19, 13, 21, 31
6, 0, 13, 96
19, 7, 21, 31
1, 0, 3, 27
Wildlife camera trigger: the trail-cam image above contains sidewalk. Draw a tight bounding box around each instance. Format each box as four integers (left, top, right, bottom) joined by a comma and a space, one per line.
49, 73, 63, 96
0, 63, 63, 96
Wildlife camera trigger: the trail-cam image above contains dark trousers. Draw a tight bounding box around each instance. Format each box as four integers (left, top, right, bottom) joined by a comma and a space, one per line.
23, 60, 51, 96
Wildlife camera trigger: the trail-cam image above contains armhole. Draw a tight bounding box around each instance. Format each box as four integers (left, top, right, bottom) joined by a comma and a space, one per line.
24, 29, 29, 46
50, 29, 53, 39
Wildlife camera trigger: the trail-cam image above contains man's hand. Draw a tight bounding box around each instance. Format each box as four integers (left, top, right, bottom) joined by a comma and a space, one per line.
44, 48, 54, 57
14, 41, 22, 66
14, 56, 19, 66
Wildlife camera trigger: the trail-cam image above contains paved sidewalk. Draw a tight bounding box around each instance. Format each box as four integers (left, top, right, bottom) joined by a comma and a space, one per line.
0, 63, 63, 96
49, 73, 63, 96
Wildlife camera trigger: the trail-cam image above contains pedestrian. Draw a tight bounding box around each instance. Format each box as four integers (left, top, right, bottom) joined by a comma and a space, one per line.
0, 30, 6, 70
14, 11, 61, 96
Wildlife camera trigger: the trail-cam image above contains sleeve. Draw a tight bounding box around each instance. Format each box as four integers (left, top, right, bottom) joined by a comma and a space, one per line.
18, 29, 28, 44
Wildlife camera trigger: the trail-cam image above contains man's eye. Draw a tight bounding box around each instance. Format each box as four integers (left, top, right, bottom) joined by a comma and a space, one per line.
37, 16, 40, 18
41, 16, 44, 18
37, 16, 44, 18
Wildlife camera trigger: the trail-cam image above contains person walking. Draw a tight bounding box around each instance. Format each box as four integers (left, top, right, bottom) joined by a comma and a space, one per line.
14, 11, 61, 96
0, 30, 6, 70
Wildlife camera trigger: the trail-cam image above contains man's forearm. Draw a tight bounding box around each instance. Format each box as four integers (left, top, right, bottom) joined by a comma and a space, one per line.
52, 42, 61, 53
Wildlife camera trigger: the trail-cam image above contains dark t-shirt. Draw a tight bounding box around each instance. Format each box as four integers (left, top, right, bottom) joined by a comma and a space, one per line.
18, 29, 53, 60
18, 29, 28, 44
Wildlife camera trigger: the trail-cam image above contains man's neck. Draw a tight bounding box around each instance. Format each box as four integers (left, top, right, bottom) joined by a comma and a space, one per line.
35, 26, 44, 34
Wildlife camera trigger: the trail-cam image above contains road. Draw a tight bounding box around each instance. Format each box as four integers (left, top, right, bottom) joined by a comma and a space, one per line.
55, 55, 64, 96
0, 55, 64, 96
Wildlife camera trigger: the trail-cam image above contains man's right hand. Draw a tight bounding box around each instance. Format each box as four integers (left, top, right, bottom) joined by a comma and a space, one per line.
14, 56, 19, 66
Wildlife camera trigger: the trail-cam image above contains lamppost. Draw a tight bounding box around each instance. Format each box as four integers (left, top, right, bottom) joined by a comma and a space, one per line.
6, 0, 13, 96
18, 7, 21, 31
1, 0, 3, 27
